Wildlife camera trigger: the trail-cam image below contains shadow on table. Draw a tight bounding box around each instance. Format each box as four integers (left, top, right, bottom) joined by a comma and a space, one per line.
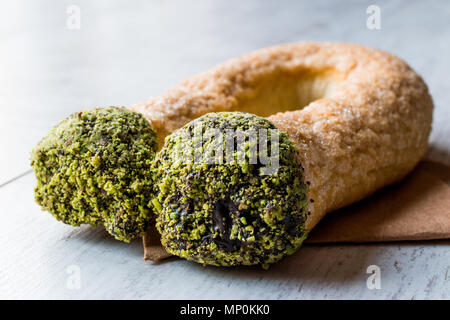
427, 144, 450, 168
185, 239, 450, 285
60, 224, 144, 257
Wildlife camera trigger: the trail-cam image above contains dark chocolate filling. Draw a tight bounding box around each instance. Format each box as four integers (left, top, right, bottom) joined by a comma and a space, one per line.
212, 197, 241, 252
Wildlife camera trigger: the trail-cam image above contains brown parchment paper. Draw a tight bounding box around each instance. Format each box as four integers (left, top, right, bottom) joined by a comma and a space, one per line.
143, 160, 450, 262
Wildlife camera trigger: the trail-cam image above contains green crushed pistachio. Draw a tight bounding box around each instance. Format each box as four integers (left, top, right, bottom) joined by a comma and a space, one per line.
30, 106, 157, 242
151, 112, 309, 267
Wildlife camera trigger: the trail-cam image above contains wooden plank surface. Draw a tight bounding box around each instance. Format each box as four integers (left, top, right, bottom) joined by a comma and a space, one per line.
1, 0, 449, 299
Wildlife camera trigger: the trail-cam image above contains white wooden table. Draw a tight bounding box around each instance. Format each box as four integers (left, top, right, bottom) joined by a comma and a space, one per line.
1, 0, 449, 299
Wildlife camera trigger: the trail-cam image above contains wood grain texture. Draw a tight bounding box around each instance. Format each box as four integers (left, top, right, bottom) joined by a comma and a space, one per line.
0, 0, 449, 299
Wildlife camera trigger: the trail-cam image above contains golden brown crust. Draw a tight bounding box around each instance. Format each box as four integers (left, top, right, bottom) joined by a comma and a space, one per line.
130, 42, 433, 232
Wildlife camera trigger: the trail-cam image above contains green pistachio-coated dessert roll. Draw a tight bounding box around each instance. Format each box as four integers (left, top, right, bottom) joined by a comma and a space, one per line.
151, 112, 309, 267
31, 107, 157, 242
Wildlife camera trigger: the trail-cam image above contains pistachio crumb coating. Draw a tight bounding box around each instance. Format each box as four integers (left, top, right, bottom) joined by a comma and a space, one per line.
151, 112, 309, 267
31, 106, 157, 242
